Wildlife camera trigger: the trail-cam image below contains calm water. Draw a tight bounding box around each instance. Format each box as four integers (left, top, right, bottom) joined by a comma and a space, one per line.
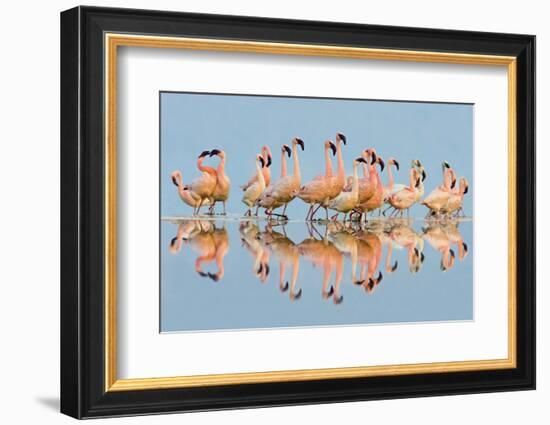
160, 217, 473, 332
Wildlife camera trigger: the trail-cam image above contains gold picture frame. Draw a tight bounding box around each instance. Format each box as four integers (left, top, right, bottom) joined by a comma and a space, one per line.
104, 33, 517, 392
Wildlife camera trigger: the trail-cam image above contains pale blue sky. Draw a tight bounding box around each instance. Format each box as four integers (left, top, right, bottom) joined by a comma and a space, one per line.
160, 92, 473, 218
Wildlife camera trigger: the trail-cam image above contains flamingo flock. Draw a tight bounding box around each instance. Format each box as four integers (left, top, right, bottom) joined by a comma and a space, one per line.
171, 134, 470, 220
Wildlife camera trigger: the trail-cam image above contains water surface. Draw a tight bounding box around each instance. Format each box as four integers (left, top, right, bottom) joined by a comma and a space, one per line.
160, 217, 473, 333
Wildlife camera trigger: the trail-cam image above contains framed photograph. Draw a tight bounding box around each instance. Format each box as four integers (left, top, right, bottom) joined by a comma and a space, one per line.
60, 6, 535, 419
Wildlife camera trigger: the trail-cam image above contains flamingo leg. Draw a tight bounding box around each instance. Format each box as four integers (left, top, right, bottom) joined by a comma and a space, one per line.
289, 257, 302, 301
305, 204, 314, 221
196, 198, 204, 215
310, 203, 322, 221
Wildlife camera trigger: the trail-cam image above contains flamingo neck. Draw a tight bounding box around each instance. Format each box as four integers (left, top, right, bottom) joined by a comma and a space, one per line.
351, 162, 359, 196
369, 163, 378, 189
197, 157, 215, 175
362, 162, 368, 178
216, 158, 226, 178
336, 141, 344, 180
280, 151, 287, 178
292, 144, 301, 182
387, 163, 394, 189
324, 145, 333, 177
443, 168, 453, 190
408, 169, 416, 190
174, 172, 187, 198
256, 162, 265, 188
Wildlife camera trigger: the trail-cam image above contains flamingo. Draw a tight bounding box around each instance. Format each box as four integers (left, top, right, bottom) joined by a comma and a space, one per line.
356, 150, 385, 219
297, 140, 336, 220
344, 148, 378, 206
442, 177, 469, 217
328, 157, 367, 221
411, 159, 427, 203
208, 149, 231, 215
387, 167, 421, 217
184, 151, 218, 215
256, 144, 292, 218
260, 137, 305, 220
242, 154, 266, 216
421, 161, 456, 217
170, 171, 212, 210
382, 158, 401, 201
241, 145, 273, 190
312, 132, 347, 220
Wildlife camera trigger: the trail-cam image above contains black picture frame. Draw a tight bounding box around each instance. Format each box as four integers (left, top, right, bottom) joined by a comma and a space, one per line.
61, 5, 535, 419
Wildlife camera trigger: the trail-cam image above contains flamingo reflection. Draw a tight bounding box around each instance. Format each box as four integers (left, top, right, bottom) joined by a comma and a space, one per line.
239, 220, 270, 283
422, 220, 468, 272
261, 222, 303, 301
298, 222, 344, 304
168, 220, 228, 281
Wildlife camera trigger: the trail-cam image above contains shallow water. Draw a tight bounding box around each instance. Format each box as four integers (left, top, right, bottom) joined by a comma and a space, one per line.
160, 217, 473, 333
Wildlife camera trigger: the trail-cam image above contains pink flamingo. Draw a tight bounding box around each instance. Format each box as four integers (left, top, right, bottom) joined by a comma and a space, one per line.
297, 140, 336, 220
208, 149, 231, 215
387, 167, 421, 217
328, 157, 367, 221
241, 145, 273, 191
170, 171, 212, 210
313, 132, 347, 220
242, 155, 266, 216
260, 137, 305, 220
382, 158, 400, 201
442, 177, 469, 217
421, 161, 456, 217
256, 144, 292, 217
355, 149, 385, 220
184, 151, 218, 215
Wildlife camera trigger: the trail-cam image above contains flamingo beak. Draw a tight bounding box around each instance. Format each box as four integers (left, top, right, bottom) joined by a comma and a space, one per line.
463, 242, 468, 254
421, 169, 427, 181
209, 149, 221, 157
296, 138, 305, 150
391, 261, 398, 272
171, 176, 178, 187
378, 158, 385, 171
329, 141, 337, 156
393, 160, 400, 170
283, 144, 291, 157
259, 157, 265, 168
463, 184, 469, 194
367, 279, 375, 292
170, 237, 177, 247
415, 177, 421, 188
356, 157, 367, 164
266, 154, 272, 167
337, 133, 347, 145
451, 177, 457, 189
443, 161, 451, 169
207, 272, 220, 282
199, 150, 210, 158
370, 152, 377, 165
